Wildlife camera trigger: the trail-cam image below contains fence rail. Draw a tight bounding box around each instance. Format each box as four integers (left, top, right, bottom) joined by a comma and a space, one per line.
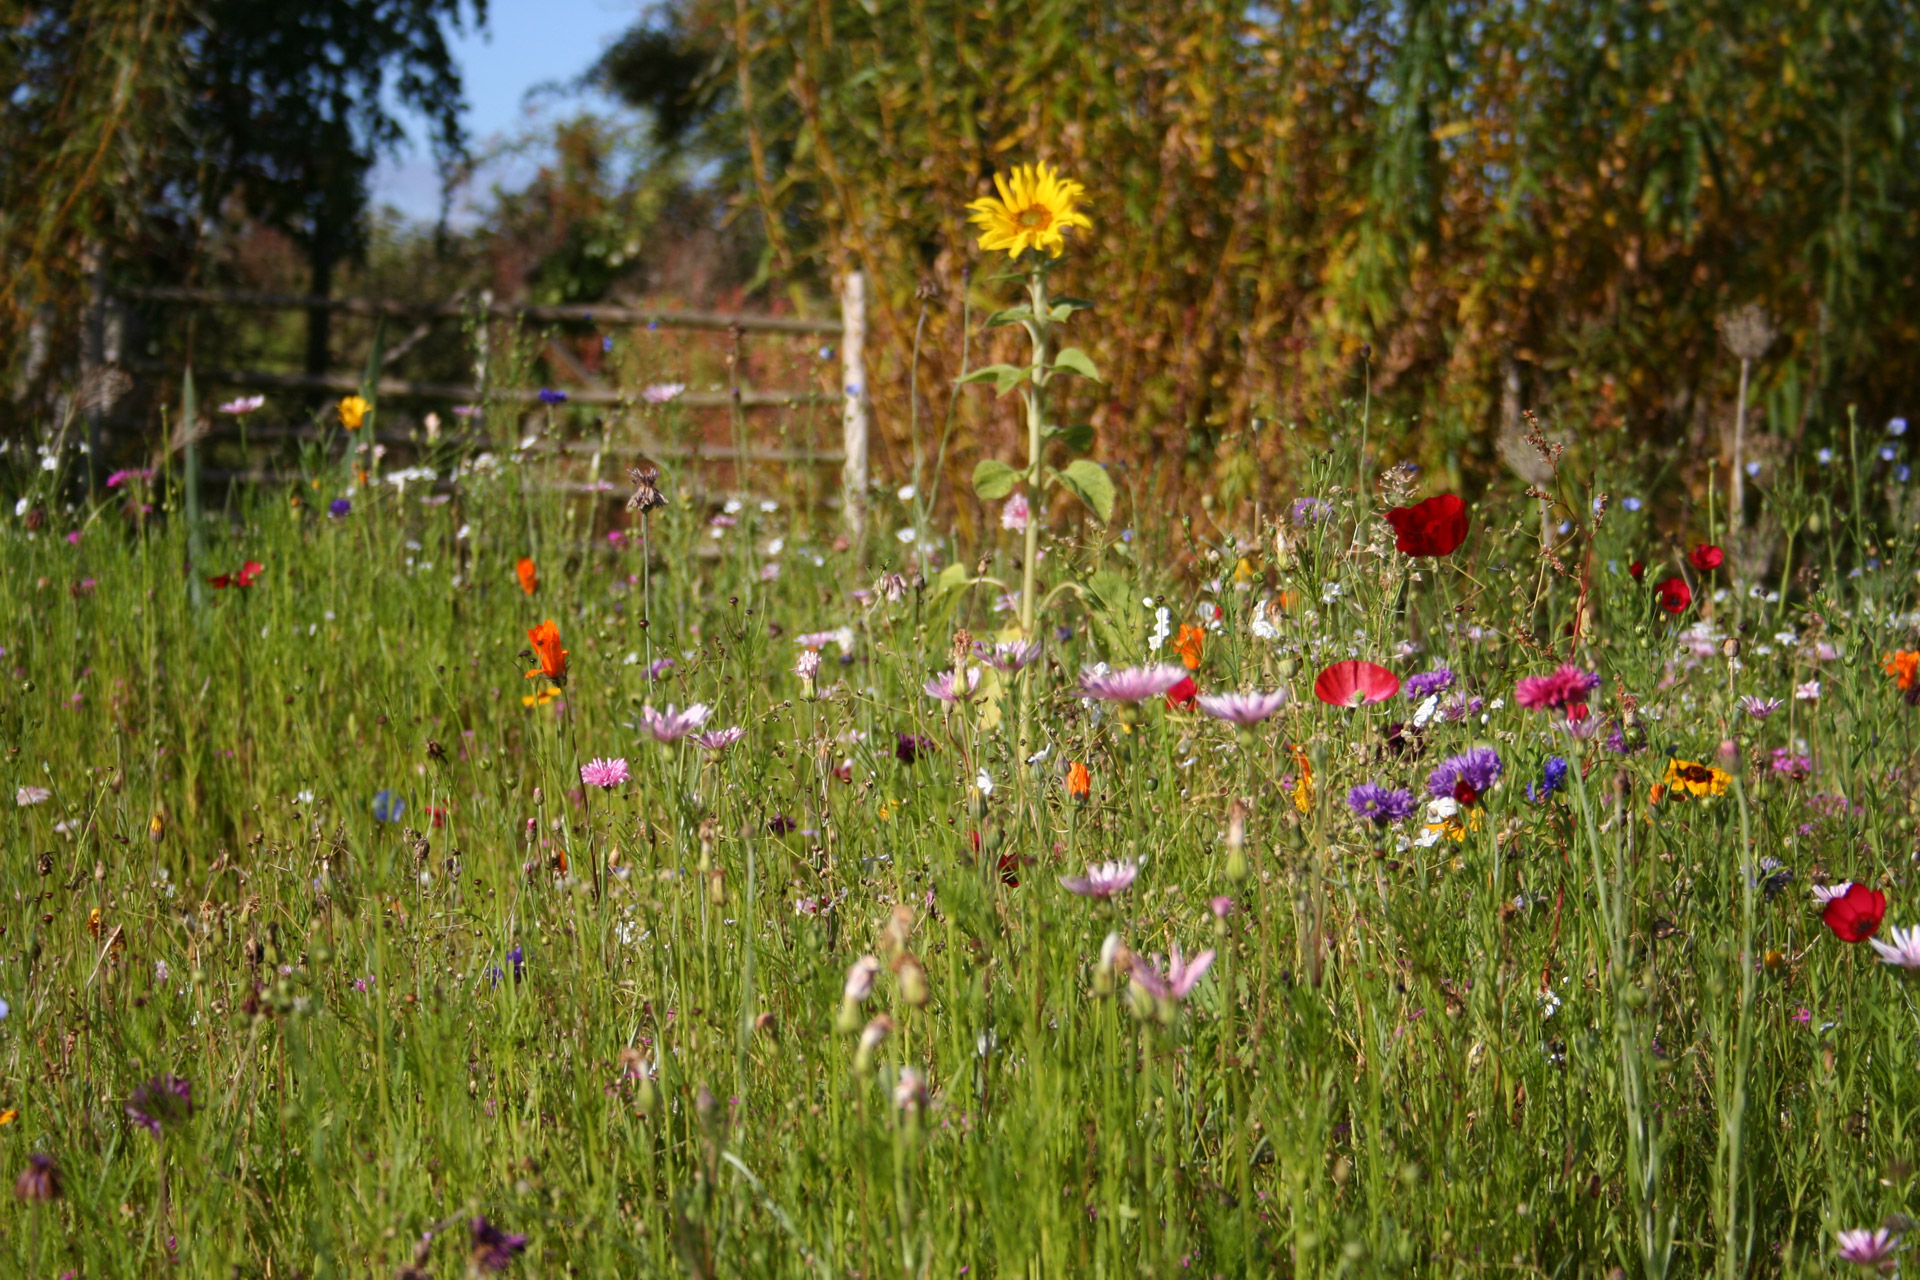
113, 273, 873, 533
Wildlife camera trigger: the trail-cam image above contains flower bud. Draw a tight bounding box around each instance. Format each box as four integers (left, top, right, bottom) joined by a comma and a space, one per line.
855, 1014, 893, 1073
893, 953, 930, 1008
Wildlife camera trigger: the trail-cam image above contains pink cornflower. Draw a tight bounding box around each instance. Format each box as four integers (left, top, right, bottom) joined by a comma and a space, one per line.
1835, 1227, 1899, 1266
692, 726, 744, 753
1196, 690, 1289, 726
1079, 664, 1188, 703
1129, 946, 1216, 1000
641, 703, 711, 742
580, 757, 629, 790
1514, 664, 1600, 712
1059, 860, 1139, 899
923, 668, 982, 703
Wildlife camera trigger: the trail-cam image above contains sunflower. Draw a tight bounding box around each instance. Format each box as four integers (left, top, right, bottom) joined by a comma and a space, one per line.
966, 163, 1093, 259
526, 619, 569, 687
1658, 757, 1731, 801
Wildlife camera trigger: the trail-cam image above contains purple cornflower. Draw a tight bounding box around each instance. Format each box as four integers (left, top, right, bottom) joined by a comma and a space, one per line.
125, 1074, 193, 1137
923, 668, 981, 703
328, 498, 351, 519
1346, 783, 1416, 826
1196, 690, 1289, 726
1058, 860, 1139, 899
640, 703, 711, 742
536, 388, 568, 406
1427, 747, 1503, 805
1129, 946, 1215, 1000
1740, 695, 1784, 719
973, 639, 1042, 672
692, 726, 744, 753
1289, 497, 1332, 525
1528, 755, 1570, 803
1404, 667, 1455, 700
1079, 665, 1188, 703
580, 757, 629, 790
895, 732, 934, 764
469, 1216, 529, 1272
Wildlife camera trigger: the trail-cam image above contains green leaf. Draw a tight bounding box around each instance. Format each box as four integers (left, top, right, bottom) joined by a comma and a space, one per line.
1047, 422, 1096, 453
1049, 297, 1095, 319
1051, 346, 1102, 382
955, 363, 1030, 396
983, 306, 1036, 328
972, 459, 1021, 501
930, 561, 969, 599
1054, 459, 1116, 523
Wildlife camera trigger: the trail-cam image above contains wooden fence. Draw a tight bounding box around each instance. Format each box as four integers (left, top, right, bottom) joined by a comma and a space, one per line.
113, 274, 874, 533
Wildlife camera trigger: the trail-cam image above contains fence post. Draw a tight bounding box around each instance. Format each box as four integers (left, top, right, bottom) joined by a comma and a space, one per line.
840, 270, 870, 539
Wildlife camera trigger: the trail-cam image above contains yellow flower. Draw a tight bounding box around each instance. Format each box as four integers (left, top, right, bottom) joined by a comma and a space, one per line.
1658, 757, 1731, 801
966, 163, 1093, 259
337, 395, 371, 430
0, 1109, 16, 1126
1290, 745, 1313, 814
521, 686, 561, 708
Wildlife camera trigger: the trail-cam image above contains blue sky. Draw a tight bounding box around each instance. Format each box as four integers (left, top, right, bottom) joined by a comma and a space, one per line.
370, 0, 641, 224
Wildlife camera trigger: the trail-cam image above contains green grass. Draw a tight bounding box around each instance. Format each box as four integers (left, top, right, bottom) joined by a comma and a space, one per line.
4, 427, 1920, 1279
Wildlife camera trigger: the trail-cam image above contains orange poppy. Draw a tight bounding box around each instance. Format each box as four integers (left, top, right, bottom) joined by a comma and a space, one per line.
526, 619, 569, 686
516, 557, 539, 596
1883, 651, 1919, 691
1065, 761, 1091, 801
1175, 624, 1205, 671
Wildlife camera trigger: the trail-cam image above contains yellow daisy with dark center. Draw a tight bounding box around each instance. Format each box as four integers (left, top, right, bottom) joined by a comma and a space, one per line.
966, 163, 1093, 259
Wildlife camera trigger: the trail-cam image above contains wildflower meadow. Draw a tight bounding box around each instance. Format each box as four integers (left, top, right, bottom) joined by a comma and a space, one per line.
11, 168, 1920, 1280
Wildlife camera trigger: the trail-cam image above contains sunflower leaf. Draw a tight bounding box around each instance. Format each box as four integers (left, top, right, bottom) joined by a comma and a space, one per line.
972, 459, 1021, 501
1051, 347, 1102, 382
956, 364, 1030, 396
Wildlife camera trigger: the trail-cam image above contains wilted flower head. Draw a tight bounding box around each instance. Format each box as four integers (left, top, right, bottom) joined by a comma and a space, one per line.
469, 1216, 529, 1272
580, 758, 629, 790
923, 668, 982, 703
1195, 690, 1289, 726
1079, 665, 1187, 703
125, 1074, 193, 1137
876, 572, 909, 603
1059, 860, 1139, 900
641, 703, 711, 742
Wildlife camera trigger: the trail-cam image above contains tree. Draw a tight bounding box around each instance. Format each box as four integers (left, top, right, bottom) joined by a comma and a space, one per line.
185, 0, 485, 374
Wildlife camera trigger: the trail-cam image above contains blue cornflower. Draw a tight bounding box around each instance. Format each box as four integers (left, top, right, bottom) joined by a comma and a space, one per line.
537, 388, 568, 406
372, 790, 405, 823
328, 498, 351, 519
1622, 497, 1642, 512
1529, 756, 1570, 803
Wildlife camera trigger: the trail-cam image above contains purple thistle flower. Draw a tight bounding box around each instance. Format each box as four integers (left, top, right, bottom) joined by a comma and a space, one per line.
1195, 690, 1289, 726
580, 757, 629, 790
1427, 747, 1503, 803
1346, 783, 1416, 826
125, 1074, 193, 1138
469, 1216, 529, 1272
1079, 665, 1188, 703
640, 703, 711, 742
1058, 860, 1139, 899
692, 726, 744, 753
1404, 667, 1456, 700
973, 638, 1042, 672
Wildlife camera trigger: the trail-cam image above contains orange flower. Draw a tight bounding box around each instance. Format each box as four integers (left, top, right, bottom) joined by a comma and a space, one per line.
1884, 650, 1919, 691
526, 619, 569, 686
1175, 624, 1205, 670
1066, 761, 1091, 801
1290, 744, 1313, 814
516, 557, 539, 596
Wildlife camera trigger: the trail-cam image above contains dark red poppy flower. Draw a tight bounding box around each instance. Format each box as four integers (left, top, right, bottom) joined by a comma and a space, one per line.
997, 851, 1023, 887
1165, 675, 1198, 711
1313, 660, 1401, 707
1384, 493, 1469, 557
1688, 544, 1724, 573
1822, 883, 1886, 943
1628, 560, 1645, 582
1654, 576, 1691, 614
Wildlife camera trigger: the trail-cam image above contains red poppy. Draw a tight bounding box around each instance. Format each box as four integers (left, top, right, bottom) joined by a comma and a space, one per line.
1688, 544, 1724, 573
1822, 883, 1887, 943
1313, 660, 1401, 707
1384, 493, 1469, 557
1654, 576, 1691, 614
1165, 675, 1199, 710
207, 560, 265, 589
1628, 560, 1645, 582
